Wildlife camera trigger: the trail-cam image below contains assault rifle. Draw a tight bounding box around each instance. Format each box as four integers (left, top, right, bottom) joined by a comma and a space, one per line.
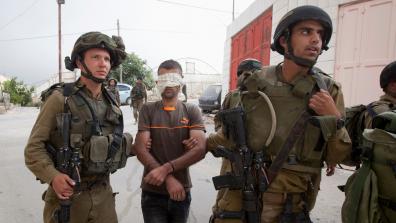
46, 112, 81, 223
211, 107, 267, 223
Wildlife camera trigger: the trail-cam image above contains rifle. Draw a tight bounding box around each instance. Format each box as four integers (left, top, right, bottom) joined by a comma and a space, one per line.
46, 112, 81, 223
211, 107, 267, 223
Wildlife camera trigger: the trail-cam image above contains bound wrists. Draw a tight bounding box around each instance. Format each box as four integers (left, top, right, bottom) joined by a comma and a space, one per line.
165, 161, 175, 174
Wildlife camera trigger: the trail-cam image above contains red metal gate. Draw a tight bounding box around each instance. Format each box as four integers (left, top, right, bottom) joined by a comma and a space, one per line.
229, 7, 272, 90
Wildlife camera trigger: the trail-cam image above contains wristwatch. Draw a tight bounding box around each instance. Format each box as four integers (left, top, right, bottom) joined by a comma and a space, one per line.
336, 118, 345, 130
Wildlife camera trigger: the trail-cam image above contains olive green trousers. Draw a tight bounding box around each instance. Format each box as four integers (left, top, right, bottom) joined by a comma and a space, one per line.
42, 182, 117, 223
213, 192, 307, 223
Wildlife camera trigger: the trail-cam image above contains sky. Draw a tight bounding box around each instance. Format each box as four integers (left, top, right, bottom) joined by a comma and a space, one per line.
0, 0, 255, 86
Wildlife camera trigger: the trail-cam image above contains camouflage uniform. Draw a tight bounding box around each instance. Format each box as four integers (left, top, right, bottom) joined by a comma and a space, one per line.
24, 32, 131, 223
207, 65, 351, 223
207, 6, 351, 223
130, 83, 147, 122
107, 78, 121, 106
364, 94, 396, 128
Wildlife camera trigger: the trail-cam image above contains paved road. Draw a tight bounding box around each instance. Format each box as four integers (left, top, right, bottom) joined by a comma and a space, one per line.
0, 106, 352, 223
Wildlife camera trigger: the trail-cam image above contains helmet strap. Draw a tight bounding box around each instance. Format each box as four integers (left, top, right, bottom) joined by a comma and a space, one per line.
79, 58, 106, 84
284, 30, 317, 68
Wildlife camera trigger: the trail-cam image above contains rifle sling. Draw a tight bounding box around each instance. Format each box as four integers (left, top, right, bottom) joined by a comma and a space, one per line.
267, 71, 327, 184
267, 111, 311, 183
102, 90, 124, 168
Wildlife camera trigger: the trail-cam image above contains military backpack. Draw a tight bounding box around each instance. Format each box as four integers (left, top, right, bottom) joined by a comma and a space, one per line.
342, 111, 396, 223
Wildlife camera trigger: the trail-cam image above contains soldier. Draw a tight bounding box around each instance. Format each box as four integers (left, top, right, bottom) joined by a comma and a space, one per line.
134, 59, 206, 223
237, 58, 263, 78
107, 78, 121, 106
24, 31, 134, 223
130, 76, 147, 124
207, 5, 351, 223
340, 61, 396, 223
363, 61, 396, 128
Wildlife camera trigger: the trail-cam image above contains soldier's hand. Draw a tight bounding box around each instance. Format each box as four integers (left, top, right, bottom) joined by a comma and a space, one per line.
165, 176, 186, 201
182, 137, 198, 151
309, 89, 341, 118
326, 163, 336, 176
144, 163, 172, 186
51, 173, 75, 199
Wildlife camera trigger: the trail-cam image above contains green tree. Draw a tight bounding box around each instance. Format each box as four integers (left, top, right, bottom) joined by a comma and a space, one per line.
109, 52, 155, 89
2, 77, 34, 106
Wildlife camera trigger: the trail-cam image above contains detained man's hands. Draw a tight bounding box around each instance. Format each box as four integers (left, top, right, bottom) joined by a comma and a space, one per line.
144, 162, 173, 186
309, 89, 341, 118
165, 176, 186, 201
51, 173, 75, 199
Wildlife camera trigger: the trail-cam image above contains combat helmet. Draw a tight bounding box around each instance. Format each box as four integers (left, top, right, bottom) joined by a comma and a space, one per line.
107, 77, 118, 85
65, 31, 127, 83
380, 61, 396, 89
372, 111, 396, 134
237, 58, 262, 77
271, 5, 332, 68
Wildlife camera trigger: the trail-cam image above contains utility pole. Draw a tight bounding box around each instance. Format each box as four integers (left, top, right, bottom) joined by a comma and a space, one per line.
117, 19, 123, 83
57, 0, 65, 83
232, 0, 235, 21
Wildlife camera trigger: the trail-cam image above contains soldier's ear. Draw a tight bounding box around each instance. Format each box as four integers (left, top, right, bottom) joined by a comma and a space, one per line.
279, 36, 287, 50
387, 82, 396, 93
75, 59, 85, 71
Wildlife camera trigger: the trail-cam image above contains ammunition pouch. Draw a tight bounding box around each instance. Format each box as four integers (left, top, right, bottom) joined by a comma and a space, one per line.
213, 173, 244, 190
287, 115, 336, 169
83, 134, 128, 174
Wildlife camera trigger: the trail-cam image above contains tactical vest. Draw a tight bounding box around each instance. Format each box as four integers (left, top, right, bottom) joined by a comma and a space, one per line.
229, 65, 337, 173
42, 82, 129, 176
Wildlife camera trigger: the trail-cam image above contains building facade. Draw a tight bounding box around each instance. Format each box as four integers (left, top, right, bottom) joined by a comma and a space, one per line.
223, 0, 396, 106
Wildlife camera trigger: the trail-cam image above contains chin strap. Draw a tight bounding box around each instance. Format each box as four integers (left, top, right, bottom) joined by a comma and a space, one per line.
79, 58, 106, 84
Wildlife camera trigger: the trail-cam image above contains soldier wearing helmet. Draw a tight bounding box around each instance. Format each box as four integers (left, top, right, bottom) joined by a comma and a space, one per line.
206, 5, 351, 223
107, 78, 121, 106
237, 58, 262, 77
363, 61, 396, 128
25, 31, 134, 223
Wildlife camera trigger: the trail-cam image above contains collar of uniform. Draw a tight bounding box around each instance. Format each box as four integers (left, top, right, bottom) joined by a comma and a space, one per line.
380, 94, 396, 104
275, 63, 308, 87
75, 78, 104, 101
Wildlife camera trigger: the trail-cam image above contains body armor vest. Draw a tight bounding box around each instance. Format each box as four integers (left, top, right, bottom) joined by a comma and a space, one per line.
229, 65, 337, 173
44, 83, 128, 176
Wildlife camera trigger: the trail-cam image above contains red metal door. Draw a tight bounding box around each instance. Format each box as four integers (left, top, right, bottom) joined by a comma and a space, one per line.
229, 7, 272, 90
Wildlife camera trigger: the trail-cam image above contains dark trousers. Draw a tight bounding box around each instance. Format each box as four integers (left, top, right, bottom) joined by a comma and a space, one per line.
141, 190, 191, 223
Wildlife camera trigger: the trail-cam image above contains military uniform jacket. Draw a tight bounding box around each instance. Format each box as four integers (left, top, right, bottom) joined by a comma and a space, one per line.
24, 80, 123, 184
131, 83, 147, 101
207, 65, 351, 194
364, 94, 396, 128
107, 86, 121, 106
